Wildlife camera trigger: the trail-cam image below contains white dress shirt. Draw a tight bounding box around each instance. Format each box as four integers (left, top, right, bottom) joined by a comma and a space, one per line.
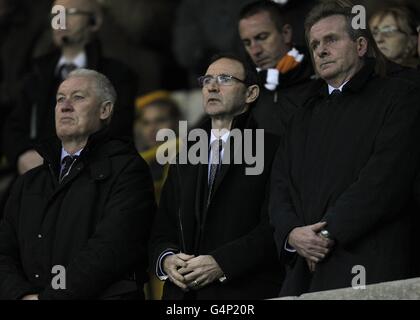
55, 51, 87, 75
327, 80, 349, 94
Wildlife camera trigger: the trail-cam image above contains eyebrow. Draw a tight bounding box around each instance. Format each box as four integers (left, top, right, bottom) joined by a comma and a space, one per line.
310, 32, 339, 44
56, 90, 86, 97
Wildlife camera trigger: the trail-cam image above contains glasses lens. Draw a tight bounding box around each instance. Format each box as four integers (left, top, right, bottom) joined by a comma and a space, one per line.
198, 75, 212, 87
217, 75, 233, 85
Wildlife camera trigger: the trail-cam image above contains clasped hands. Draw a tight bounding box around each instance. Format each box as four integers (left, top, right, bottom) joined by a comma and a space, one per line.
162, 253, 223, 291
288, 222, 335, 272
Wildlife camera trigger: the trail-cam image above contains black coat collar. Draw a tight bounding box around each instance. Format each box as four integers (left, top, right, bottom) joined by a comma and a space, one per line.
35, 127, 111, 177
300, 58, 377, 107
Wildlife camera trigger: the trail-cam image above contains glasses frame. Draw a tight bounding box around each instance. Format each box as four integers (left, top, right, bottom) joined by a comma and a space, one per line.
197, 74, 247, 88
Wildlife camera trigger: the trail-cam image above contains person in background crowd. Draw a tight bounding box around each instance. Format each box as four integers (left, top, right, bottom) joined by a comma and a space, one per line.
134, 90, 182, 300
238, 0, 314, 136
370, 5, 419, 69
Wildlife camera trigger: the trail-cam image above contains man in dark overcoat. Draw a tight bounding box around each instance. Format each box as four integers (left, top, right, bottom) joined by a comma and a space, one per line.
150, 54, 283, 300
269, 1, 420, 296
0, 69, 156, 299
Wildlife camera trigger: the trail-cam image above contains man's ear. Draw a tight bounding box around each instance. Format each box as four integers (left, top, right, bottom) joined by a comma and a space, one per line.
356, 36, 368, 57
99, 101, 113, 121
245, 84, 259, 104
282, 24, 293, 46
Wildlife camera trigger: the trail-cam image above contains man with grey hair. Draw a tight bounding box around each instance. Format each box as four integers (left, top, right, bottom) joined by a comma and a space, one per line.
270, 0, 420, 296
0, 69, 156, 299
3, 0, 138, 176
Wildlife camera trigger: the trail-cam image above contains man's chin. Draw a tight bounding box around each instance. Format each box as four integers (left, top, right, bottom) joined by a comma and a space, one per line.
318, 68, 338, 82
257, 61, 276, 69
56, 128, 76, 139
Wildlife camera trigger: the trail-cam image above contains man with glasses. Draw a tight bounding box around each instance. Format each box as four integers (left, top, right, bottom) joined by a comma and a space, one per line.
3, 0, 137, 175
150, 54, 283, 300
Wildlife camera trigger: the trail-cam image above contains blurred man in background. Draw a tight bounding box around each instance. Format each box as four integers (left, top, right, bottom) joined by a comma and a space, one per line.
238, 0, 314, 136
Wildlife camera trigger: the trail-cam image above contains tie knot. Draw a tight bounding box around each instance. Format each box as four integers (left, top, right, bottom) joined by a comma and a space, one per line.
62, 155, 78, 165
60, 155, 78, 182
59, 63, 77, 79
330, 89, 342, 97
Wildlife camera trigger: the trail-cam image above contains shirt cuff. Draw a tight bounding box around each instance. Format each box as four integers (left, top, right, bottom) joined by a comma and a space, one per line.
284, 239, 297, 253
156, 249, 176, 281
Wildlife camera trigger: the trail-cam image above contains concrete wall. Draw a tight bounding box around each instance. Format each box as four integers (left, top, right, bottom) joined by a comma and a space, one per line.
275, 277, 420, 300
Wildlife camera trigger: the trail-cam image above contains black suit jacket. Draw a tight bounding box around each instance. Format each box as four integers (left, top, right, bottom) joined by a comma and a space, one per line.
150, 112, 283, 300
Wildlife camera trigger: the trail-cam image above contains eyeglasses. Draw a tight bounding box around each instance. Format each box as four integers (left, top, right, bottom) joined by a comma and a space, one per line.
197, 74, 246, 88
372, 25, 407, 38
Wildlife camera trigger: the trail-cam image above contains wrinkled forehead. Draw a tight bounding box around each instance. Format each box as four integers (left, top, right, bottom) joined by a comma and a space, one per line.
53, 0, 96, 12
206, 58, 245, 78
57, 76, 93, 95
309, 14, 348, 41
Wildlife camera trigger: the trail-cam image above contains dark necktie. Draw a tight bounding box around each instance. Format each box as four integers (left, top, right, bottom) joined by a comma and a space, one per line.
58, 63, 77, 80
59, 155, 78, 182
330, 89, 342, 97
207, 139, 223, 207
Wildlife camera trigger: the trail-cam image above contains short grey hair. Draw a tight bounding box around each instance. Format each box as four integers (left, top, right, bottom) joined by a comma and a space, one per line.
67, 68, 117, 104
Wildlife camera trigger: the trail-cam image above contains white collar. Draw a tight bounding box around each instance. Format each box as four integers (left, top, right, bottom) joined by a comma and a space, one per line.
61, 147, 83, 163
56, 51, 87, 73
210, 129, 230, 146
328, 80, 349, 95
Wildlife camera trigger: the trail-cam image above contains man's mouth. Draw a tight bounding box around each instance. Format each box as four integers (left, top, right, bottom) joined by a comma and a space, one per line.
207, 97, 221, 103
320, 61, 334, 68
256, 58, 271, 67
59, 117, 74, 123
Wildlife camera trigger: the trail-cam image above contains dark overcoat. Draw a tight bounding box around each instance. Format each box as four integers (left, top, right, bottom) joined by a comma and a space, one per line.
269, 59, 420, 296
0, 130, 156, 299
150, 112, 283, 300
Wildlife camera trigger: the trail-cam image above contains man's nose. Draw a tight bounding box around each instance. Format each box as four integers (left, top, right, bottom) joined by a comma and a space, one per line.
249, 41, 263, 57
316, 44, 328, 58
58, 99, 74, 112
207, 80, 220, 92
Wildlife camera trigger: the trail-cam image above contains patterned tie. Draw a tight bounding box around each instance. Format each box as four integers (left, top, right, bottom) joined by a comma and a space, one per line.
59, 155, 78, 183
330, 89, 342, 97
58, 63, 77, 80
207, 139, 223, 207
